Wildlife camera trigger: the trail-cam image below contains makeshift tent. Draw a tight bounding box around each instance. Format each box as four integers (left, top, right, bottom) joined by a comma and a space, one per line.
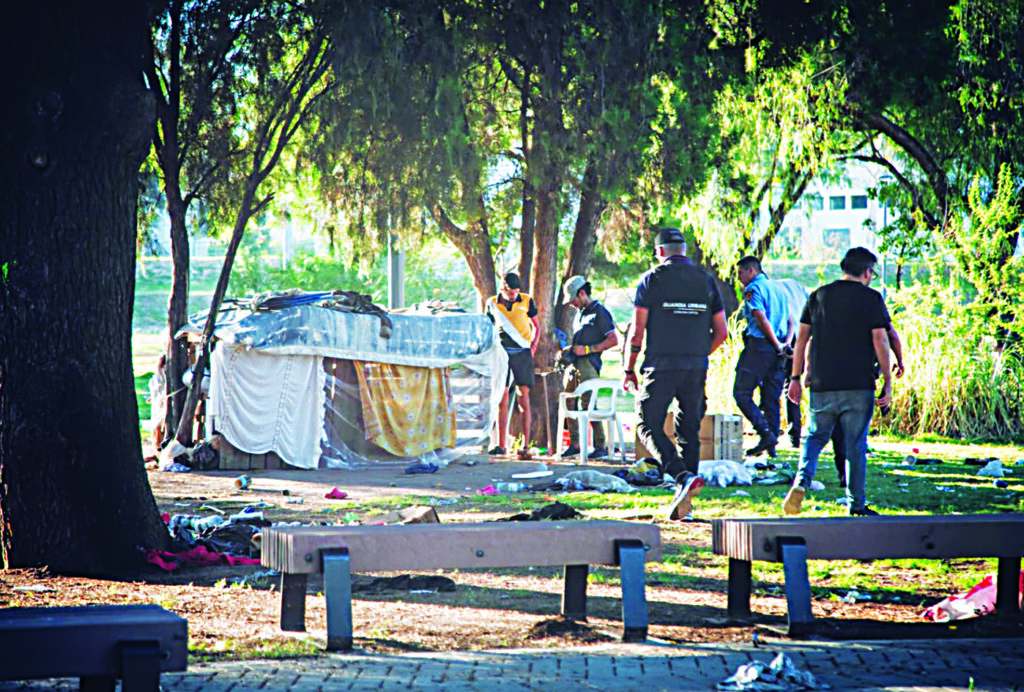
180, 292, 506, 469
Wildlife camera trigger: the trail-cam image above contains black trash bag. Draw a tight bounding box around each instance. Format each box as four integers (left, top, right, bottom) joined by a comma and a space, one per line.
187, 440, 219, 471
353, 574, 456, 594
199, 523, 261, 558
496, 501, 583, 522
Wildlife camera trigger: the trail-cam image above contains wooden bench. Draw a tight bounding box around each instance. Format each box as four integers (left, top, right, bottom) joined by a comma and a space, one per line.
262, 520, 662, 650
0, 604, 188, 691
712, 514, 1024, 635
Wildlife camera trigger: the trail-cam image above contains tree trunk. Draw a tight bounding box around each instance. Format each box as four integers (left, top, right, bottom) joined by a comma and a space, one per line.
557, 160, 606, 333
431, 203, 497, 311
164, 202, 192, 443
0, 2, 170, 572
174, 186, 260, 445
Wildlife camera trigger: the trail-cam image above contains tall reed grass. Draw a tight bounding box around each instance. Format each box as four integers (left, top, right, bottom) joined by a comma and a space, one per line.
882, 284, 1023, 441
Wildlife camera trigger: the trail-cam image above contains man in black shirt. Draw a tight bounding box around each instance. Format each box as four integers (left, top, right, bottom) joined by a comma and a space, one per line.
783, 247, 893, 516
561, 275, 619, 459
624, 228, 729, 520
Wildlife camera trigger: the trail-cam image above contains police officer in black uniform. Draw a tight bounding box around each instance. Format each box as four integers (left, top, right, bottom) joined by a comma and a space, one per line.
623, 228, 729, 520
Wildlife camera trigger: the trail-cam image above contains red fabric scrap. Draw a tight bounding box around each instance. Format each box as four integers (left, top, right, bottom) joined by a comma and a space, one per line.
146, 545, 261, 572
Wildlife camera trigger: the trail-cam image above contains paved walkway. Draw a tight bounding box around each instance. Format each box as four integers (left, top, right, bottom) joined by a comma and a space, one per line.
4, 638, 1020, 691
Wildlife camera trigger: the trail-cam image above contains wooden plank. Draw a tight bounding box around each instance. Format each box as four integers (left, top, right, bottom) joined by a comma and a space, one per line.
262, 520, 661, 574
712, 515, 1024, 562
0, 605, 187, 680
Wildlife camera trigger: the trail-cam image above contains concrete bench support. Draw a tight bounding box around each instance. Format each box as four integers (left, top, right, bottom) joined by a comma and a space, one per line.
713, 514, 1024, 635
264, 520, 661, 648
0, 604, 187, 691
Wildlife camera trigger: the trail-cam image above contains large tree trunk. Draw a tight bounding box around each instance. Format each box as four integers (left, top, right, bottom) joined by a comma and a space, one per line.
164, 201, 192, 442
557, 160, 606, 333
0, 2, 170, 572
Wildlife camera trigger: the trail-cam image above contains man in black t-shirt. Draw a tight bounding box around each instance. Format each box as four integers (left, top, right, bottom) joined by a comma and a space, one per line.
561, 275, 619, 459
623, 228, 729, 520
783, 247, 893, 516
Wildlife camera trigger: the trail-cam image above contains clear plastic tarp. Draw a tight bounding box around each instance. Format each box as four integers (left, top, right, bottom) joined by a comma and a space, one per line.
185, 298, 506, 469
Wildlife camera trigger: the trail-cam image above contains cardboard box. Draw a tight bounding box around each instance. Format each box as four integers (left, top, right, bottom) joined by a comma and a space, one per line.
635, 412, 742, 461
699, 414, 743, 461
219, 441, 284, 470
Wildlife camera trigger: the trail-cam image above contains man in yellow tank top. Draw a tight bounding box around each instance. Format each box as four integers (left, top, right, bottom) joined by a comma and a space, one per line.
486, 272, 539, 459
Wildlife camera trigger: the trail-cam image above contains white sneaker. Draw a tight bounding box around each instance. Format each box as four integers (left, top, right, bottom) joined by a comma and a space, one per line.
667, 474, 705, 521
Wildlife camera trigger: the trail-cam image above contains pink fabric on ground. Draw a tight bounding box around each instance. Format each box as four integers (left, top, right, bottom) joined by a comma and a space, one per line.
146, 545, 261, 572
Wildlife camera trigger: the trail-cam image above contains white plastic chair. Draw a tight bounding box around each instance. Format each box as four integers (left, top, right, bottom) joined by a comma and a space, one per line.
555, 378, 627, 464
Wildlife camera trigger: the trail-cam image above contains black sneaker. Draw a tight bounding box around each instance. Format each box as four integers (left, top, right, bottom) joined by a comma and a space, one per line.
488, 445, 506, 456
745, 433, 778, 458
560, 444, 581, 459
587, 447, 608, 460
850, 506, 879, 516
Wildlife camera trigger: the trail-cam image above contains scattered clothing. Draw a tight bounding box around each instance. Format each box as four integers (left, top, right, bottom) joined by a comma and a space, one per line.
146, 546, 262, 572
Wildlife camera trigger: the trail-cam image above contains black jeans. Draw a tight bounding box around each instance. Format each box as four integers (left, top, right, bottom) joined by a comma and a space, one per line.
636, 368, 707, 482
733, 337, 784, 437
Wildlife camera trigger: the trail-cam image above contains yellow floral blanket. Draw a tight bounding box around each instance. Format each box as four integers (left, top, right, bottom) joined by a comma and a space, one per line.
354, 361, 456, 457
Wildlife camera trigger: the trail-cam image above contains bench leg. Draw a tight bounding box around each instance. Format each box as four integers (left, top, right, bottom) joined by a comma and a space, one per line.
280, 573, 308, 632
322, 547, 354, 651
562, 564, 589, 620
119, 641, 162, 692
778, 537, 814, 636
996, 556, 1022, 619
727, 558, 752, 621
80, 677, 115, 692
616, 539, 648, 642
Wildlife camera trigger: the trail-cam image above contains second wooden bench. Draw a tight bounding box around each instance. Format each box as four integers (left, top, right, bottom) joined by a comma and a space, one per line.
712, 513, 1024, 635
261, 519, 662, 649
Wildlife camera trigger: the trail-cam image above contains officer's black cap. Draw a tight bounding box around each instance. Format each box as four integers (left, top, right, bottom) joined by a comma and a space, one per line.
656, 227, 685, 246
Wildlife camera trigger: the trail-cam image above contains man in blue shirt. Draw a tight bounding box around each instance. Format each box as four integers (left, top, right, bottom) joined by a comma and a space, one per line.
560, 275, 618, 459
624, 228, 729, 520
734, 256, 789, 458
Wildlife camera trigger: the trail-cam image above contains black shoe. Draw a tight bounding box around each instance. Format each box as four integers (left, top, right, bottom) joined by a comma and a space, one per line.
587, 447, 608, 460
488, 445, 506, 456
745, 432, 778, 458
561, 444, 581, 459
850, 506, 879, 516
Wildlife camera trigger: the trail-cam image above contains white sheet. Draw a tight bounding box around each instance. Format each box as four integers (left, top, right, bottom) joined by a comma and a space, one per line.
208, 343, 326, 469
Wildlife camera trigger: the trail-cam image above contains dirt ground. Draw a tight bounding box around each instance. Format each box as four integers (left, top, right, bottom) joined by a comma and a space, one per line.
1, 452, 1019, 658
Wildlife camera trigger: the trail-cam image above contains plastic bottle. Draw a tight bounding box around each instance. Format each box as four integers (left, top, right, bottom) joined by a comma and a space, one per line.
496, 482, 527, 493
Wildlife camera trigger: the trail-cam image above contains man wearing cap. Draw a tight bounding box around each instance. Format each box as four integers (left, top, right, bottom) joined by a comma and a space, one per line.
624, 228, 729, 520
486, 272, 539, 459
561, 275, 618, 460
734, 256, 789, 458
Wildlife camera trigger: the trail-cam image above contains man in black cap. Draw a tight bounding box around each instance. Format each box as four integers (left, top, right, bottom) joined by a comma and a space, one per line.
624, 228, 729, 520
486, 271, 539, 459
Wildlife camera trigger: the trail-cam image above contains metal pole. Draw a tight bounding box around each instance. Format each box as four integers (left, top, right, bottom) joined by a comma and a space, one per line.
881, 203, 887, 300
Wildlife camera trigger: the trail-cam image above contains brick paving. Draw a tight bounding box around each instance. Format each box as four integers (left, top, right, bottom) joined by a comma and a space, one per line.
3, 638, 1020, 691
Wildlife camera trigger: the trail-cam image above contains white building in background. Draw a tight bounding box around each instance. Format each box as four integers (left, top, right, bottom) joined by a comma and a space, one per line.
769, 163, 897, 263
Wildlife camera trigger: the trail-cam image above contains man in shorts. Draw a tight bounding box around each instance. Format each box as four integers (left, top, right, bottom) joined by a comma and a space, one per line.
487, 272, 539, 459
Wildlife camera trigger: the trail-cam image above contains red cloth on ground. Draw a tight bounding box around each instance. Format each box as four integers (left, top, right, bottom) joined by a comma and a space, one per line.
146, 545, 261, 572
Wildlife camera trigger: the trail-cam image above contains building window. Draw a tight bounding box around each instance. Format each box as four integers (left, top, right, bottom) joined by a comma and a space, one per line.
851, 195, 868, 209
829, 195, 846, 210
805, 194, 823, 211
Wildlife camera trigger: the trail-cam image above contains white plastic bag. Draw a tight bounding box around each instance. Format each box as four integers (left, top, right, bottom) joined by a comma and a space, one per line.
976, 459, 1006, 478
699, 459, 753, 488
921, 574, 997, 622
558, 469, 637, 493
